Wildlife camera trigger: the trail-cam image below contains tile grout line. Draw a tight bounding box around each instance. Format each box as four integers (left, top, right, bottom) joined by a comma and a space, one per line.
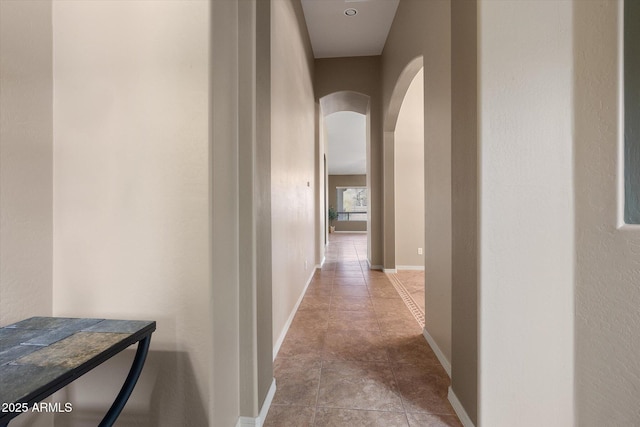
384, 324, 411, 425
356, 239, 413, 425
313, 258, 335, 427
378, 266, 411, 426
267, 235, 460, 426
271, 237, 411, 425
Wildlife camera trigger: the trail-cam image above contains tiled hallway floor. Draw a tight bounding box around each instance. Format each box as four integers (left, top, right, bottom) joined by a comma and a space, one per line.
264, 233, 462, 427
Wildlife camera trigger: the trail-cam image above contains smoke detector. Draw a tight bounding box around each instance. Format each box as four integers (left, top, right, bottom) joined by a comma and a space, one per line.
344, 8, 357, 16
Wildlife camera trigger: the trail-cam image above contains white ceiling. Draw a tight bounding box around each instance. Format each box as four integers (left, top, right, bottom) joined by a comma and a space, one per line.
325, 111, 367, 175
301, 0, 400, 59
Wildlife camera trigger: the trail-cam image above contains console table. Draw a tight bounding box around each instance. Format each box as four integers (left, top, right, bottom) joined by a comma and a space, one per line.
0, 317, 156, 426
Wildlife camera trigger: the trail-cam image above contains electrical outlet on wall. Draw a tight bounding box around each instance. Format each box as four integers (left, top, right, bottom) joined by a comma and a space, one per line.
305, 259, 308, 270
417, 248, 423, 255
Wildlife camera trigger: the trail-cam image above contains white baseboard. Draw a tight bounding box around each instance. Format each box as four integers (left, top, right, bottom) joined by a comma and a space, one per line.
448, 387, 475, 427
235, 379, 277, 427
333, 230, 367, 234
259, 379, 277, 426
422, 327, 451, 377
236, 416, 255, 427
383, 268, 397, 273
367, 259, 383, 270
272, 268, 316, 360
316, 256, 325, 269
396, 265, 425, 271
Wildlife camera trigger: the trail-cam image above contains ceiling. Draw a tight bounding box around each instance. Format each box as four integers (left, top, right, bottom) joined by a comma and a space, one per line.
302, 0, 399, 175
325, 111, 367, 175
301, 0, 400, 59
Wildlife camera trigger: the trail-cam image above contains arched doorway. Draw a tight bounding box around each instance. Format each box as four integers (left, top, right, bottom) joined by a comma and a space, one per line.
394, 68, 425, 272
383, 55, 453, 377
382, 56, 424, 272
319, 91, 372, 264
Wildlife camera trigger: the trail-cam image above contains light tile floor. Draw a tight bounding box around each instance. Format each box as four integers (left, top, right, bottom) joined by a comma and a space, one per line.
264, 233, 461, 427
393, 270, 426, 314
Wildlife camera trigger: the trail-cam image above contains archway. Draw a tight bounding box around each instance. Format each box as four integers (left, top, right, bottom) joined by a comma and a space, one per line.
382, 56, 424, 271
319, 91, 372, 263
394, 68, 425, 271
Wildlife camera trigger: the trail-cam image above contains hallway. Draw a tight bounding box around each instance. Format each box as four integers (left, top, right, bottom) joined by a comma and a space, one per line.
264, 234, 461, 426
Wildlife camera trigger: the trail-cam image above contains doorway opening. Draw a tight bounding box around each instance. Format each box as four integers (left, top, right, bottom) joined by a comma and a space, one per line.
319, 91, 372, 265
390, 66, 426, 318
394, 68, 425, 272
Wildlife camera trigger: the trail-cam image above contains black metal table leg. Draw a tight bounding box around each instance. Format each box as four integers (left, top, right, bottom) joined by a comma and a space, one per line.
98, 335, 151, 427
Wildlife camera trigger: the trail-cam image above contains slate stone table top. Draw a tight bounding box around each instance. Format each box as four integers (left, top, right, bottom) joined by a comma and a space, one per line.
0, 317, 155, 425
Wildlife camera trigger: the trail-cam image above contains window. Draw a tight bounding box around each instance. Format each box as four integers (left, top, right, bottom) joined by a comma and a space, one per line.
336, 187, 367, 221
624, 0, 640, 223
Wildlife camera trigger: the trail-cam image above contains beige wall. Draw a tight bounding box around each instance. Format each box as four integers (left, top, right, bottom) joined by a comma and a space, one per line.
381, 0, 428, 126
11, 3, 636, 427
574, 1, 640, 425
236, 0, 274, 417
315, 103, 326, 264
380, 0, 429, 273
212, 0, 274, 421
220, 0, 275, 421
328, 175, 367, 233
255, 0, 274, 414
478, 0, 574, 425
211, 0, 241, 423
0, 2, 54, 426
419, 0, 453, 373
394, 69, 424, 269
450, 0, 478, 423
315, 56, 383, 268
52, 2, 211, 425
271, 0, 317, 355
0, 0, 53, 328
382, 0, 453, 376
320, 111, 329, 251
3, 1, 288, 424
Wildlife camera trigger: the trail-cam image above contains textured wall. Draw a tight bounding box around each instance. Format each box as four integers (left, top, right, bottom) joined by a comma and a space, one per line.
271, 0, 317, 350
0, 2, 53, 426
394, 69, 425, 269
478, 1, 574, 425
624, 0, 640, 223
52, 2, 211, 425
419, 0, 453, 370
0, 0, 53, 327
211, 0, 241, 424
450, 0, 478, 423
574, 1, 640, 424
315, 56, 383, 268
382, 0, 453, 370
